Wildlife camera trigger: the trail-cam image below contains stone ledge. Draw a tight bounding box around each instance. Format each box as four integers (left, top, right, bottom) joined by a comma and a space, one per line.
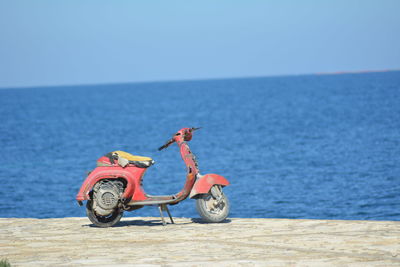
0, 217, 399, 266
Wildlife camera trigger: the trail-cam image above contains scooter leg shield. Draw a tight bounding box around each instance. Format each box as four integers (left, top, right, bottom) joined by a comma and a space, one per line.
189, 174, 229, 199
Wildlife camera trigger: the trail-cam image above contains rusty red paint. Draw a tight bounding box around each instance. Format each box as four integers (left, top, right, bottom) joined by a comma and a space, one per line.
76, 127, 229, 211
76, 167, 145, 201
189, 173, 230, 198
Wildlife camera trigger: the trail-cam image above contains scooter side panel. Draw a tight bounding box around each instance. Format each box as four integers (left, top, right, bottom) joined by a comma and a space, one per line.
189, 173, 230, 198
76, 167, 145, 202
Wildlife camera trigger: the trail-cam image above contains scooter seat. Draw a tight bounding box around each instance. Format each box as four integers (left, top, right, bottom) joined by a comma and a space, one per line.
114, 151, 154, 168
97, 151, 154, 168
114, 151, 153, 162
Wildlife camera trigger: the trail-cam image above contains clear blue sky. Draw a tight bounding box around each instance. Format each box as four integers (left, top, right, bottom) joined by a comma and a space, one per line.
1, 0, 399, 88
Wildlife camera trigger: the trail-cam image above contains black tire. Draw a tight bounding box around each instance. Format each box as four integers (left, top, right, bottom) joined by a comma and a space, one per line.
196, 185, 230, 223
86, 200, 123, 227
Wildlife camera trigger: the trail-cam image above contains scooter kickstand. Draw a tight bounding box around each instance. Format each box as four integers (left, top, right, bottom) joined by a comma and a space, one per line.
164, 205, 175, 224
158, 205, 166, 226
158, 204, 174, 226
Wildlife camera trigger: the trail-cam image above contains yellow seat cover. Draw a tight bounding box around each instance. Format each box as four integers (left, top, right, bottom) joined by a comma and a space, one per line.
113, 151, 153, 162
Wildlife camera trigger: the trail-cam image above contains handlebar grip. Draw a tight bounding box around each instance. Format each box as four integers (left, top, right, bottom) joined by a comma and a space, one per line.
158, 138, 174, 151
158, 144, 167, 151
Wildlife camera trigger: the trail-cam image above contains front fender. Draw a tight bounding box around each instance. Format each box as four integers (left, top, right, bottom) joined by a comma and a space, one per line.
76, 167, 137, 202
189, 173, 230, 199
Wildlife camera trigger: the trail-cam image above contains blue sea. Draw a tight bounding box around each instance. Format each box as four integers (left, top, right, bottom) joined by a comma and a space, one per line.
1, 72, 399, 220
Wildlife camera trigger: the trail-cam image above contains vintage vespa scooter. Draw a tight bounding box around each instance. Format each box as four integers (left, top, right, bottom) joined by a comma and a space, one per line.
76, 127, 230, 227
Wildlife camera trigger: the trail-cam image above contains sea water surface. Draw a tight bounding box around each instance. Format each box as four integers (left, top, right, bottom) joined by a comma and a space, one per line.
0, 72, 399, 220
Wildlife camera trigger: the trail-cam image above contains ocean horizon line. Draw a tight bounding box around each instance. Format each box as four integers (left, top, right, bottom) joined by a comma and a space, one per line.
1, 69, 399, 91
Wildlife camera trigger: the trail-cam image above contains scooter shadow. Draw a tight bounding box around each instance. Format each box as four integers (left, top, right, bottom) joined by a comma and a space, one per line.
84, 218, 231, 228
190, 218, 231, 224
84, 219, 172, 228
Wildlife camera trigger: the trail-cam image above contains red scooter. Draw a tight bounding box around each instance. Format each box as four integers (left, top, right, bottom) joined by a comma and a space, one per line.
76, 127, 230, 227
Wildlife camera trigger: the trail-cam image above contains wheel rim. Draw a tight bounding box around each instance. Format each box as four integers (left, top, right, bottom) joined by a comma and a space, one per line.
203, 186, 227, 215
87, 200, 121, 223
94, 209, 121, 223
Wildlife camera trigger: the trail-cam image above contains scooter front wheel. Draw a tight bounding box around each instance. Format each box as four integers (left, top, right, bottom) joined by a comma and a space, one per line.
86, 200, 123, 227
196, 185, 230, 223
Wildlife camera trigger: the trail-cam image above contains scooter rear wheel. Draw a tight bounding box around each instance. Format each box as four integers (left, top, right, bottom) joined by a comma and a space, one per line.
86, 200, 123, 227
196, 185, 230, 223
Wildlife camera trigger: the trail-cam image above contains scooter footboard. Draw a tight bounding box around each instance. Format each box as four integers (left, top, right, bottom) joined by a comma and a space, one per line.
189, 173, 229, 199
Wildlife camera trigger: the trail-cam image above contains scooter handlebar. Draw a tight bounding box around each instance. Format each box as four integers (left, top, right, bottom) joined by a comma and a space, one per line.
158, 127, 201, 151
158, 138, 175, 151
